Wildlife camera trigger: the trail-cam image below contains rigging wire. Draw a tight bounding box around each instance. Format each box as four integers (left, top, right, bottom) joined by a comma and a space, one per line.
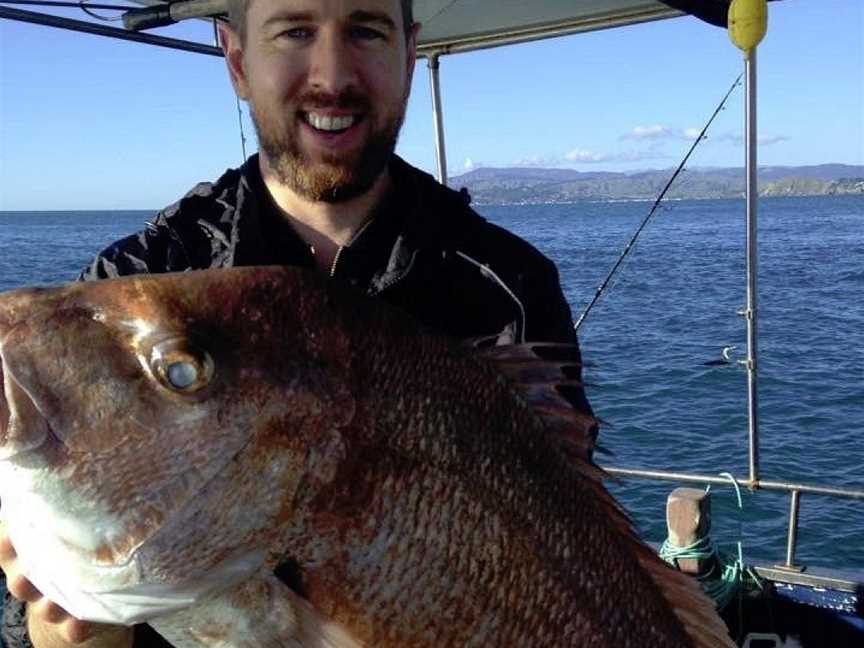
0, 0, 131, 9
210, 19, 248, 163
424, 0, 462, 26
574, 73, 744, 333
235, 95, 248, 162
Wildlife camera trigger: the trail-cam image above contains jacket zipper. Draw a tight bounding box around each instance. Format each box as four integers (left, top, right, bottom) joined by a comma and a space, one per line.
329, 246, 344, 277
329, 217, 375, 278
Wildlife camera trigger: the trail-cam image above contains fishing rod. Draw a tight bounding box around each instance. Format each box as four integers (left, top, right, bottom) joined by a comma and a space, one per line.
574, 72, 743, 333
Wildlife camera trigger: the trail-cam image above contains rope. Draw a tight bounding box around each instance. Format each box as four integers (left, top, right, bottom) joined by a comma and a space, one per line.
659, 534, 761, 610
659, 472, 763, 610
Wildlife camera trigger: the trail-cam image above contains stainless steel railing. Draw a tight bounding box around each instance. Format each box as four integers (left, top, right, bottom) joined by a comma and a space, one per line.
602, 465, 864, 571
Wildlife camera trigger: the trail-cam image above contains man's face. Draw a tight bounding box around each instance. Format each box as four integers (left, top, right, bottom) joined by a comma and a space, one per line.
226, 0, 418, 202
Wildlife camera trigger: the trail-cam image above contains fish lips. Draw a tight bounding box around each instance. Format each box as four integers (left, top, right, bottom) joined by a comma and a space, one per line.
0, 351, 52, 460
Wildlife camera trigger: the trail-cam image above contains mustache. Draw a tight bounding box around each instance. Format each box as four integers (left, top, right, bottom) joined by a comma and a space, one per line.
298, 89, 372, 113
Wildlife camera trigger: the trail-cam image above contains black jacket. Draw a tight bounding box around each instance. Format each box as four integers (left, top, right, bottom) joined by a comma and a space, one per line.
80, 155, 579, 346
2, 155, 591, 648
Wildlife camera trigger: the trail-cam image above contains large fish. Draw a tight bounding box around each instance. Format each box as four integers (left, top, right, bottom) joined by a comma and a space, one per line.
0, 267, 733, 647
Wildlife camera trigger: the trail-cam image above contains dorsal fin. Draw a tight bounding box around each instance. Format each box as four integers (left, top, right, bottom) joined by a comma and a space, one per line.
476, 342, 736, 647
475, 343, 600, 463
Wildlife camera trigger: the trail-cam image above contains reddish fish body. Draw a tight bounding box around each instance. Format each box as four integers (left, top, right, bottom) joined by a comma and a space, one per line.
0, 267, 732, 647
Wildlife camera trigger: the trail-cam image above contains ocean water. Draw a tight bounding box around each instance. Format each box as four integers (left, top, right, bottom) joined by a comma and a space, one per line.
478, 195, 864, 573
0, 195, 861, 573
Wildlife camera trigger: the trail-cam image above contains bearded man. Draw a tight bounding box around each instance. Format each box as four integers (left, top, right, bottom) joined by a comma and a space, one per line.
0, 1, 593, 646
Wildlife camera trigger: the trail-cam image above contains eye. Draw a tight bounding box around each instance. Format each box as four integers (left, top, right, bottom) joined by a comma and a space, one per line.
278, 27, 313, 40
351, 26, 386, 41
167, 361, 200, 390
150, 338, 214, 394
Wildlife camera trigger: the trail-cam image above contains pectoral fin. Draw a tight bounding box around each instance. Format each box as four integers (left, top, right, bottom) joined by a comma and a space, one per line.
150, 573, 362, 648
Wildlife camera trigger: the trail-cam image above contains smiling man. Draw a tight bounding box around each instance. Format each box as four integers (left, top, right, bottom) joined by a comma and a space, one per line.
1, 1, 593, 647
225, 0, 420, 271
239, 0, 414, 200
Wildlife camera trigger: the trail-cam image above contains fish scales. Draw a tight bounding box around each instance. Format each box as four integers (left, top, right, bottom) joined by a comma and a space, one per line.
0, 266, 734, 647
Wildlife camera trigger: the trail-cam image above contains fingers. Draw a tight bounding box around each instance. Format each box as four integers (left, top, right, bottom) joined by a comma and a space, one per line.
0, 519, 15, 562
1, 528, 45, 605
33, 598, 67, 625
33, 599, 98, 643
29, 598, 104, 644
1, 523, 100, 644
7, 573, 42, 603
61, 617, 95, 644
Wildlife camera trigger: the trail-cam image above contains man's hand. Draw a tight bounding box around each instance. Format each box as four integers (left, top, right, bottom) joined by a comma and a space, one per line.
0, 521, 133, 647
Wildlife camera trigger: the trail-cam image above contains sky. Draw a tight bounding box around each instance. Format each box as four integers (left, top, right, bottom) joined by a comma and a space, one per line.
0, 0, 862, 210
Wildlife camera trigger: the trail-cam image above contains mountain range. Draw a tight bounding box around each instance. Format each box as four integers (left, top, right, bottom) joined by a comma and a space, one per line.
449, 164, 864, 205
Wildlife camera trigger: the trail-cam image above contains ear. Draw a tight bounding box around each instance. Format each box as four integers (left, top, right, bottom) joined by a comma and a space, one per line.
404, 22, 422, 89
220, 23, 251, 100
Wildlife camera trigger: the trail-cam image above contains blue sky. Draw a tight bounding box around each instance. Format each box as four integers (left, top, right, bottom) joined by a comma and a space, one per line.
0, 0, 861, 210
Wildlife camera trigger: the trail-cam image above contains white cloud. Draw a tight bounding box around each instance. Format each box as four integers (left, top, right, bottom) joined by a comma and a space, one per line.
508, 149, 671, 167
512, 155, 560, 167
711, 132, 790, 146
565, 149, 609, 162
623, 125, 674, 140
463, 157, 475, 170
758, 135, 790, 146
623, 125, 714, 142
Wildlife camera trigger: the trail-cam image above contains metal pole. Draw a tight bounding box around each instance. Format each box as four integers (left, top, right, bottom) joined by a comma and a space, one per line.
427, 53, 449, 185
744, 50, 761, 486
602, 466, 864, 500
0, 7, 224, 57
784, 490, 802, 570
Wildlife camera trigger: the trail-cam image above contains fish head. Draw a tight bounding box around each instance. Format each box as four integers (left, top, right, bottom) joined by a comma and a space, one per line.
0, 267, 355, 591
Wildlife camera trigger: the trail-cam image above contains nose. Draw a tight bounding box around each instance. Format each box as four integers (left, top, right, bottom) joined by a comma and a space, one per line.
307, 28, 358, 95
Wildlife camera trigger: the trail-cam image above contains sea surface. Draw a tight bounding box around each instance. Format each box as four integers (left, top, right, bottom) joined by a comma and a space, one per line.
0, 195, 862, 573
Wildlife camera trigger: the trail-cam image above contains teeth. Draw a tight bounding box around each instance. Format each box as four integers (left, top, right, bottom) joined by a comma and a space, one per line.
305, 112, 356, 132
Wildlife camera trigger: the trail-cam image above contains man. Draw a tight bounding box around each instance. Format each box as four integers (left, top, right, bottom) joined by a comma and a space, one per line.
1, 1, 592, 646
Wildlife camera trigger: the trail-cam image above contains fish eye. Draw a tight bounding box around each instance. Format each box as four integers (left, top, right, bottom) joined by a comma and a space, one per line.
166, 361, 199, 389
149, 338, 214, 394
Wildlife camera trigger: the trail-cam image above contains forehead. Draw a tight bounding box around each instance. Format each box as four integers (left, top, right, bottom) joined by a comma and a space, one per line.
249, 0, 403, 21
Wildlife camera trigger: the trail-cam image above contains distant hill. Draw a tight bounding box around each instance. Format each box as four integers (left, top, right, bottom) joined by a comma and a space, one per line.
449, 164, 864, 204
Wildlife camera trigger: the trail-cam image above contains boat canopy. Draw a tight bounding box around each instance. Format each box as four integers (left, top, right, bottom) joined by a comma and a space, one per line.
120, 0, 749, 56
2, 1, 772, 61
413, 0, 684, 55
2, 1, 786, 60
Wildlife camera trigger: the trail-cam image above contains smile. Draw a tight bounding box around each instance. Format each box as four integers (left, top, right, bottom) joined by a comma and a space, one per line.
303, 111, 361, 133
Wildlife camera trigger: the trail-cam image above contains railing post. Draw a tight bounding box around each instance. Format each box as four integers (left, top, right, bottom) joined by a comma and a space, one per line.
665, 488, 715, 576
780, 490, 803, 572
743, 48, 761, 488
427, 53, 449, 185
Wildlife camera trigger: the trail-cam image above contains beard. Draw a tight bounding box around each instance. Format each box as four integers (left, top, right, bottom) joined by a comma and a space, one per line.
251, 87, 405, 203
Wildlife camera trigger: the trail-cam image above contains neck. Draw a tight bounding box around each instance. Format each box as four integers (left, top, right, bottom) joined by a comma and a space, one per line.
260, 156, 391, 273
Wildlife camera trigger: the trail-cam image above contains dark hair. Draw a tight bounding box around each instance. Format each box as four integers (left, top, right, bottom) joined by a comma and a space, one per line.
226, 0, 414, 42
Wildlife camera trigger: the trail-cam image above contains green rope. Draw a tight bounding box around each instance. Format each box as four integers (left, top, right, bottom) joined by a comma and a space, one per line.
659, 473, 763, 610
659, 535, 761, 610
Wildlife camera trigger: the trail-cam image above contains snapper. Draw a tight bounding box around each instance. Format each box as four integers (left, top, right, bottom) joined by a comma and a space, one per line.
0, 267, 733, 647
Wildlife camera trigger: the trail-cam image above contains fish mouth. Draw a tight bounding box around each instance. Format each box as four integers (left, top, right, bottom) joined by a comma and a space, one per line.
0, 354, 50, 461
0, 356, 7, 446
